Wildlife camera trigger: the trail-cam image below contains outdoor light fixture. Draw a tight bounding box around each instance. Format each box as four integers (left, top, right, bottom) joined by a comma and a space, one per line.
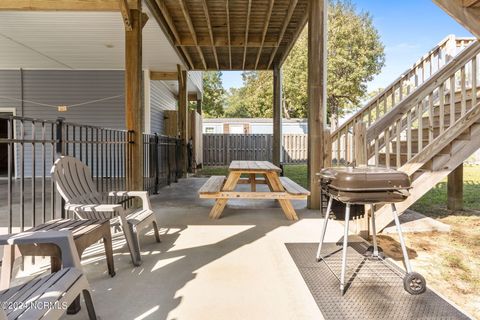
57, 105, 68, 112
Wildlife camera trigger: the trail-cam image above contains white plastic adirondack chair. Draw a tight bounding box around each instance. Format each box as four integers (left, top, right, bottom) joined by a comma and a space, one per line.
0, 231, 97, 320
51, 156, 161, 266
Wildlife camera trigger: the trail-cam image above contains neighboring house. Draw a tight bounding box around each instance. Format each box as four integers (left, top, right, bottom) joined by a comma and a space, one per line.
203, 118, 308, 134
0, 10, 202, 177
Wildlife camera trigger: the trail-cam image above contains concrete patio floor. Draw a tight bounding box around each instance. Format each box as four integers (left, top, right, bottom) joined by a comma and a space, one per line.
56, 177, 346, 320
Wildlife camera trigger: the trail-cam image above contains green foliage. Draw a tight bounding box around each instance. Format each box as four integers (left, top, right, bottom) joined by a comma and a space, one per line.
225, 0, 385, 123
224, 88, 251, 118
202, 71, 226, 118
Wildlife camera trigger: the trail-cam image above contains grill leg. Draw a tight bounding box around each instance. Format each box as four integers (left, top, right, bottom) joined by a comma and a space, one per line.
391, 203, 412, 273
316, 196, 333, 261
370, 204, 379, 257
340, 203, 351, 294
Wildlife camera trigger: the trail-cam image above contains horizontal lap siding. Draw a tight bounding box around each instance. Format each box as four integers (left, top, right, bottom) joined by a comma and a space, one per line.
150, 81, 177, 135
0, 70, 124, 177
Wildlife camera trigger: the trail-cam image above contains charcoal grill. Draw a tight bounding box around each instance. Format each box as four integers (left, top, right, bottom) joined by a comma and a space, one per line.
316, 166, 427, 295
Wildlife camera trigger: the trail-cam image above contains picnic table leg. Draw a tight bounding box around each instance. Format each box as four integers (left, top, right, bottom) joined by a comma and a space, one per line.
265, 172, 299, 221
209, 172, 241, 219
263, 174, 274, 191
250, 174, 256, 192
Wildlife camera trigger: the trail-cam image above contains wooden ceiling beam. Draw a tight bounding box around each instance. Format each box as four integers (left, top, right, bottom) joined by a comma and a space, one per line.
188, 93, 199, 101
201, 0, 219, 69
0, 0, 139, 11
150, 71, 178, 80
177, 36, 277, 47
463, 0, 480, 7
277, 11, 308, 67
267, 0, 299, 69
255, 0, 275, 69
148, 0, 195, 69
119, 0, 133, 31
242, 0, 252, 69
226, 0, 232, 69
179, 0, 208, 69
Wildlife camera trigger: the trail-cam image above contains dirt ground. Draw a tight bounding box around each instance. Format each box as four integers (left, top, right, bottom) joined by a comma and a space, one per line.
377, 211, 480, 319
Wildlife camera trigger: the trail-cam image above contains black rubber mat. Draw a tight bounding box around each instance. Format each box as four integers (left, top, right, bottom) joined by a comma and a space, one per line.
286, 242, 471, 320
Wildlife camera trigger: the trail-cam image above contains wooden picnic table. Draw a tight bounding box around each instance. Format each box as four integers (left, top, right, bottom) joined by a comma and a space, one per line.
199, 160, 310, 220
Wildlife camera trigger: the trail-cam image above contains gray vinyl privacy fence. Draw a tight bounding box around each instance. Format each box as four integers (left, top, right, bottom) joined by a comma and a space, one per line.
203, 134, 308, 166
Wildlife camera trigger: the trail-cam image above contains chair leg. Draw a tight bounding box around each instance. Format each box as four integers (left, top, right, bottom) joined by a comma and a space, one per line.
82, 289, 98, 320
0, 245, 16, 290
340, 203, 351, 295
128, 223, 142, 266
118, 215, 140, 266
103, 231, 116, 277
152, 219, 161, 243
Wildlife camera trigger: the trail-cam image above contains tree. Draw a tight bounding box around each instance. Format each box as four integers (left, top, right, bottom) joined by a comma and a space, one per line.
202, 71, 226, 118
226, 0, 385, 126
326, 0, 385, 127
224, 87, 250, 117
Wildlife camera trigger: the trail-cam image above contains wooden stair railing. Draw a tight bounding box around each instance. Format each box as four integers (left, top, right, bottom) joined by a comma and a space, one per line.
331, 35, 475, 165
373, 102, 480, 231
356, 37, 480, 231
366, 40, 480, 169
333, 37, 480, 234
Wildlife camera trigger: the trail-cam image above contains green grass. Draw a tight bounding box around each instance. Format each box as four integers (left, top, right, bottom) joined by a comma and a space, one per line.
411, 165, 480, 217
197, 164, 480, 215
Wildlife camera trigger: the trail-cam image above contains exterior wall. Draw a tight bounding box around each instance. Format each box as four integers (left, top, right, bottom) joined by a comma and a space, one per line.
203, 123, 224, 134
0, 70, 125, 177
188, 71, 203, 94
150, 81, 177, 134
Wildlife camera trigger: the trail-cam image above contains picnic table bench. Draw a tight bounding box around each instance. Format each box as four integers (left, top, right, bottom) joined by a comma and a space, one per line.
199, 161, 310, 220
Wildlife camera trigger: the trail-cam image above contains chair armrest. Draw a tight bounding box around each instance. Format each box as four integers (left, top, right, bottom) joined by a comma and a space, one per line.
109, 191, 152, 211
66, 203, 123, 212
0, 230, 81, 269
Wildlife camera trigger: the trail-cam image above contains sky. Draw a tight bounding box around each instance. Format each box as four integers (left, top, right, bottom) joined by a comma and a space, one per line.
221, 0, 473, 92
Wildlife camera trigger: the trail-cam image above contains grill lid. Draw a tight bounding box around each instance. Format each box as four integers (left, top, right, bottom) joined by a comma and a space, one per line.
318, 167, 411, 192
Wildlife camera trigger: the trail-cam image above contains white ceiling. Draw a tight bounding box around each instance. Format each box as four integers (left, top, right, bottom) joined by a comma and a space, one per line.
0, 9, 182, 71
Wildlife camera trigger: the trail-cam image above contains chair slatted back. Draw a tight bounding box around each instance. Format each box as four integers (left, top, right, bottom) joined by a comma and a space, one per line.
51, 156, 103, 205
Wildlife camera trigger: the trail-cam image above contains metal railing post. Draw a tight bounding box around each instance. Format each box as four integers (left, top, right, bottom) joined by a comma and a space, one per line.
55, 117, 66, 219
153, 133, 159, 194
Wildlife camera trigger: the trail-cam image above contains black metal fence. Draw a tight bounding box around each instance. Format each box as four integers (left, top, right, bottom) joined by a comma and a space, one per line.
143, 133, 182, 194
0, 115, 181, 234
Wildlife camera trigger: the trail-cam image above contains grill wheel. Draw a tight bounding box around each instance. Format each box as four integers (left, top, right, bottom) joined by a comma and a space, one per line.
403, 272, 427, 295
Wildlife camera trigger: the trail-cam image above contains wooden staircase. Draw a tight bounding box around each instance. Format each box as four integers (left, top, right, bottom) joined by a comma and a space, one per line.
433, 0, 480, 38
373, 103, 480, 230
328, 36, 480, 232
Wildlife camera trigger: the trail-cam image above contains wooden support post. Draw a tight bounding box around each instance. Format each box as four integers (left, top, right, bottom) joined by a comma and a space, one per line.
323, 128, 332, 167
354, 121, 369, 239
307, 0, 327, 209
447, 163, 464, 210
125, 6, 145, 191
178, 65, 189, 176
354, 121, 367, 166
273, 64, 282, 167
